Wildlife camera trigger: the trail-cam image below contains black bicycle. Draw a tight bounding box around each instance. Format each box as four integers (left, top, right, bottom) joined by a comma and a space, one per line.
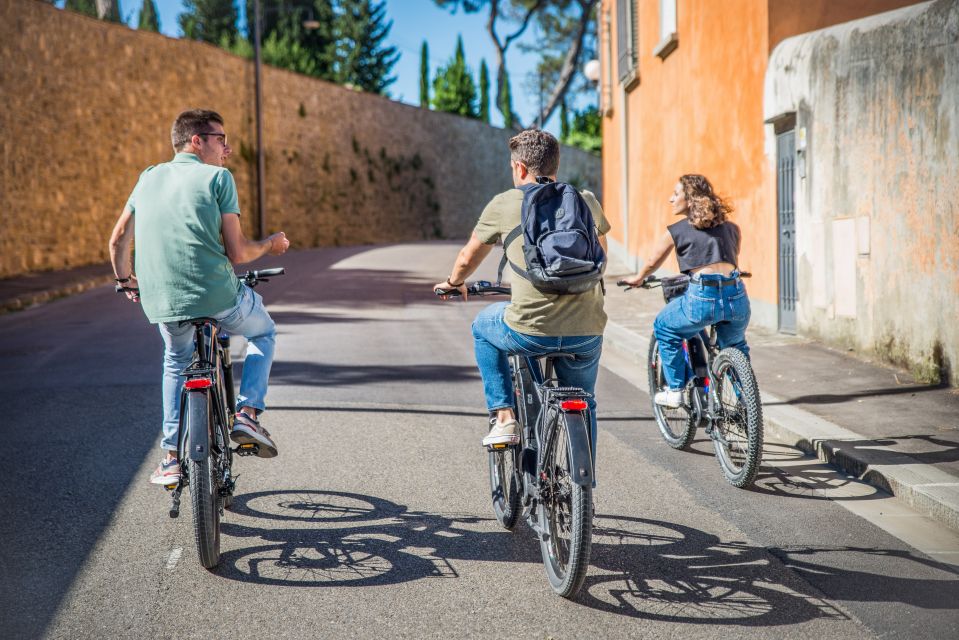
617, 274, 763, 488
118, 267, 284, 568
436, 281, 594, 598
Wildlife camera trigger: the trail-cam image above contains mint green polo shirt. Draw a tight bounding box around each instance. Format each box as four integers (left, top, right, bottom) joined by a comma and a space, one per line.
126, 153, 243, 323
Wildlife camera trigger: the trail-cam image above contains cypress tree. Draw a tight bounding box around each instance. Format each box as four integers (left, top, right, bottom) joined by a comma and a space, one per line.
478, 59, 490, 123
560, 101, 570, 141
419, 40, 430, 107
138, 0, 160, 32
432, 35, 477, 118
498, 69, 514, 129
64, 0, 98, 18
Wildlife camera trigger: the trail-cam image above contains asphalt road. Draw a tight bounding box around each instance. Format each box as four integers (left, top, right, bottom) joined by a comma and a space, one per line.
2, 243, 957, 639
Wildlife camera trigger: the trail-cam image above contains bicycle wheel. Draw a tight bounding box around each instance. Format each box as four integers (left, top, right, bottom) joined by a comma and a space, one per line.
711, 348, 763, 488
186, 391, 221, 568
647, 335, 697, 449
539, 409, 592, 599
488, 447, 521, 529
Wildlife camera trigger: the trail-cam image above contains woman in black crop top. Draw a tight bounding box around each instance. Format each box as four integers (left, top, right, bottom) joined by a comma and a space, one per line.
621, 175, 751, 408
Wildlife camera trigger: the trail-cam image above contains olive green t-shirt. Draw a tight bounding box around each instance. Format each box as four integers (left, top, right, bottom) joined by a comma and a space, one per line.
126, 153, 243, 324
474, 188, 611, 336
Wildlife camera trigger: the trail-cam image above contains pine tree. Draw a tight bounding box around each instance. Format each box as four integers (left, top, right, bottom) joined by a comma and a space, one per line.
180, 0, 238, 45
498, 69, 514, 129
419, 40, 430, 107
332, 0, 399, 94
432, 35, 477, 118
478, 59, 490, 124
64, 0, 98, 18
138, 0, 160, 31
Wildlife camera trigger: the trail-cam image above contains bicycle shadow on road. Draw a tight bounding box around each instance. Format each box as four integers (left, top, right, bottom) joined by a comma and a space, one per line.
215, 489, 540, 587
582, 513, 959, 625
208, 490, 957, 627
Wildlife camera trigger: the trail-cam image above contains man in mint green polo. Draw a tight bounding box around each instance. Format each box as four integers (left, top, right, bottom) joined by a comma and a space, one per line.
109, 109, 290, 486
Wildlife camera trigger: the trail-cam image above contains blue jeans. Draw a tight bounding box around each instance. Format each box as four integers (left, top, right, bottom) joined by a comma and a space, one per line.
471, 302, 603, 465
653, 273, 750, 390
156, 285, 276, 452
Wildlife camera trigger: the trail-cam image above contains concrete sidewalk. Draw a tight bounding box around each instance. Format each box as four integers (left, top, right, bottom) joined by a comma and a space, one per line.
0, 262, 113, 313
601, 263, 959, 533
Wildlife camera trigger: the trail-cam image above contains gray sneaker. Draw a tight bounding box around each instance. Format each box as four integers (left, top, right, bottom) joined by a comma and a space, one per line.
231, 413, 278, 458
483, 419, 520, 447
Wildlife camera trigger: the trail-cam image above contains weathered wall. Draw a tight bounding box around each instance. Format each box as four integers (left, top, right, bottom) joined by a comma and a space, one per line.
765, 0, 958, 383
0, 0, 601, 278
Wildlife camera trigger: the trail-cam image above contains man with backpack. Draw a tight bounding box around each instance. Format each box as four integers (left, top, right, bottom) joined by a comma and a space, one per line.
434, 129, 610, 450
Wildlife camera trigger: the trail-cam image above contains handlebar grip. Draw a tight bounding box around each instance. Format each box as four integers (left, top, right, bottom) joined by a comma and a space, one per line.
255, 267, 285, 278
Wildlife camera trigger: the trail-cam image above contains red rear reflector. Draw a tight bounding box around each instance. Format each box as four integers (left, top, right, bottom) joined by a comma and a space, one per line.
704, 377, 710, 387
560, 399, 588, 411
185, 378, 213, 390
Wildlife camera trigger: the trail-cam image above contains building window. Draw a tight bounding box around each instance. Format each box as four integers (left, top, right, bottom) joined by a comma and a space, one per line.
654, 0, 678, 59
616, 0, 639, 89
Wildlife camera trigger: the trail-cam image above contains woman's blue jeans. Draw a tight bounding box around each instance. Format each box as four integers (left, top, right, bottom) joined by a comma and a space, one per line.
653, 274, 751, 391
471, 302, 603, 466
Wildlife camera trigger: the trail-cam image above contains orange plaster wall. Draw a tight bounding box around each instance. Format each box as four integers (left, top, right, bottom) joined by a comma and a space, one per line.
767, 0, 927, 51
622, 0, 777, 305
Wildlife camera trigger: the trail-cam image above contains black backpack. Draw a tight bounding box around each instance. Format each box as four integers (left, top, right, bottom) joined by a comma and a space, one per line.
498, 179, 606, 295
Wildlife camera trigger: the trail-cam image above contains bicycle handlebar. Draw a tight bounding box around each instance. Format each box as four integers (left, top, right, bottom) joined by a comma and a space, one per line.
114, 267, 286, 295
434, 280, 511, 297
616, 271, 752, 291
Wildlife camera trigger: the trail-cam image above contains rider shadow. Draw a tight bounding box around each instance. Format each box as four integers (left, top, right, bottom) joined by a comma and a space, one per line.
210, 490, 958, 626
582, 513, 959, 625
215, 490, 542, 587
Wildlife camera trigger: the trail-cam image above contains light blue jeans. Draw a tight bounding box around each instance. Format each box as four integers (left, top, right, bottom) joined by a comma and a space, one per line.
157, 285, 276, 451
471, 302, 603, 465
653, 273, 751, 391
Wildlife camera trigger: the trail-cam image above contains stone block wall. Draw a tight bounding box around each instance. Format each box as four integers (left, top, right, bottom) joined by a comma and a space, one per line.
0, 0, 601, 278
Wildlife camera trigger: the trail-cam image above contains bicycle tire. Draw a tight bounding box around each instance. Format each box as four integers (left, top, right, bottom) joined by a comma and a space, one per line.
488, 447, 521, 529
647, 335, 697, 449
539, 409, 592, 599
186, 391, 221, 568
711, 348, 764, 488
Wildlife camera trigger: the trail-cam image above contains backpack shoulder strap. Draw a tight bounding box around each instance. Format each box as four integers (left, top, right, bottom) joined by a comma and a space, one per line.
497, 224, 528, 285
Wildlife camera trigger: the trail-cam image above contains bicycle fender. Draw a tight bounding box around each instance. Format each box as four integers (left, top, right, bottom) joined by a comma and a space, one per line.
563, 411, 594, 487
186, 392, 211, 462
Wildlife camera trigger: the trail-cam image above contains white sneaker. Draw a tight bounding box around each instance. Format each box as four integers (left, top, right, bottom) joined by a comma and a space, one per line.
483, 419, 520, 447
654, 389, 683, 409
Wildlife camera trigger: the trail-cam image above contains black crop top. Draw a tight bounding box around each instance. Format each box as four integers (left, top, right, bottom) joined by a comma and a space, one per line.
667, 218, 741, 274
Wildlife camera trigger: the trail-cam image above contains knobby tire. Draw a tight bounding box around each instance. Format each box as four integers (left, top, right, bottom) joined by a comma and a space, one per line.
648, 335, 697, 449
187, 391, 221, 568
711, 347, 764, 488
540, 410, 592, 599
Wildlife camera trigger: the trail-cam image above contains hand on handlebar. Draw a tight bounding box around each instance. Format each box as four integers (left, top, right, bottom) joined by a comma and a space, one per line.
116, 275, 140, 302
616, 274, 646, 289
433, 280, 469, 301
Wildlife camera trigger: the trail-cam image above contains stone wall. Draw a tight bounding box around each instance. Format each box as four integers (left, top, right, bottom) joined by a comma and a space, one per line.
764, 0, 958, 383
0, 0, 601, 278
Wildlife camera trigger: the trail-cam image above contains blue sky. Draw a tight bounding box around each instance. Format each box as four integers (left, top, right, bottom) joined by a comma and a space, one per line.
91, 0, 596, 133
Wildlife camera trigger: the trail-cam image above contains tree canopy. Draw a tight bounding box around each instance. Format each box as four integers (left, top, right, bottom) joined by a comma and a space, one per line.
432, 35, 478, 118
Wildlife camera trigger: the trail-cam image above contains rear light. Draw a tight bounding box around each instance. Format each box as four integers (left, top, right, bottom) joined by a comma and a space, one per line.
560, 399, 588, 411
184, 378, 213, 390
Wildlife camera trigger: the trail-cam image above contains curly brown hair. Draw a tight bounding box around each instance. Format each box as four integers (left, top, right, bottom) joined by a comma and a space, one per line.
680, 174, 733, 229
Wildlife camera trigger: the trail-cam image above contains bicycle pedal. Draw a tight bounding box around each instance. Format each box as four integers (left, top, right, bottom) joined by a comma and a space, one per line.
487, 442, 515, 451
235, 443, 260, 456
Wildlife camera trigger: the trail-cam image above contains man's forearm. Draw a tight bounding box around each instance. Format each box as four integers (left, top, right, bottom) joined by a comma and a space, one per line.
448, 240, 493, 284
230, 237, 273, 265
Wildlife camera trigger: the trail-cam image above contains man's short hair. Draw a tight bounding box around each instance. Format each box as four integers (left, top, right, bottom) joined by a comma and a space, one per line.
509, 129, 560, 177
171, 109, 225, 151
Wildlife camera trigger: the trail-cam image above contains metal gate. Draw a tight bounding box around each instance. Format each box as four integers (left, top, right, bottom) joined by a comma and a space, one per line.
776, 129, 797, 333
